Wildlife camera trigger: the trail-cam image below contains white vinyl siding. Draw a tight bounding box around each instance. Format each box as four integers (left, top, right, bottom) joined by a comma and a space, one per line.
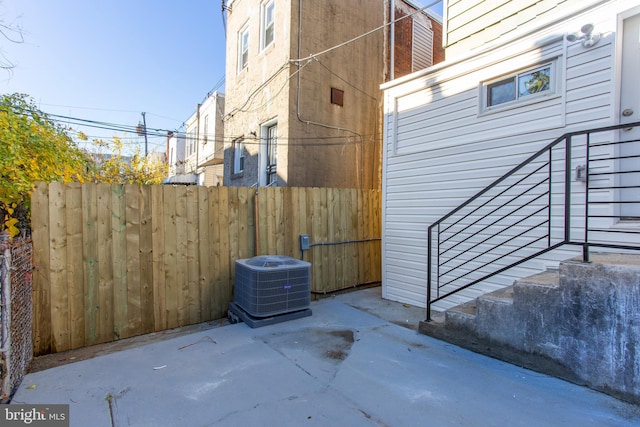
382, 2, 630, 309
445, 0, 606, 58
393, 41, 565, 156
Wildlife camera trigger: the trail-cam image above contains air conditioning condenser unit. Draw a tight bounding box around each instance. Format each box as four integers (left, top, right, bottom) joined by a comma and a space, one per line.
228, 255, 312, 328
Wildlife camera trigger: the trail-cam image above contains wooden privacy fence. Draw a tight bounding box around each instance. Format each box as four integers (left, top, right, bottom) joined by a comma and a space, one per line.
31, 182, 381, 355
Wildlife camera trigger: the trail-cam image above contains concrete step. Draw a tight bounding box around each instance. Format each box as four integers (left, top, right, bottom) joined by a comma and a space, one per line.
478, 285, 514, 304
419, 253, 640, 404
515, 269, 559, 288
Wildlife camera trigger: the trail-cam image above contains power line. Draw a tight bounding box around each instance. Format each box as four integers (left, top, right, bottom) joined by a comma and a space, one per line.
7, 104, 382, 149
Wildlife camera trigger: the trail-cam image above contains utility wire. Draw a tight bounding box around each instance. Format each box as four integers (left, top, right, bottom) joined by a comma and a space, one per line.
8, 104, 382, 149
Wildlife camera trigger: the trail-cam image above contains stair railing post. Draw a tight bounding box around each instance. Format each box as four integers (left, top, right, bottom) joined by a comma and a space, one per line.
583, 132, 591, 263
564, 135, 572, 245
426, 225, 432, 321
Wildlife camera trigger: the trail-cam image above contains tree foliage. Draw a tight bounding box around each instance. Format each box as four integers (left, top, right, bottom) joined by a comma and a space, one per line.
85, 136, 168, 185
0, 93, 90, 236
1, 93, 169, 236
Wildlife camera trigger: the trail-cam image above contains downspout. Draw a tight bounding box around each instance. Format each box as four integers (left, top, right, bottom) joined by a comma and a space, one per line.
390, 0, 395, 81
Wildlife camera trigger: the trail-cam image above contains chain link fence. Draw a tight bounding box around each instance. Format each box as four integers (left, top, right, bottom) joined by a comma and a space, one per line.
0, 233, 33, 402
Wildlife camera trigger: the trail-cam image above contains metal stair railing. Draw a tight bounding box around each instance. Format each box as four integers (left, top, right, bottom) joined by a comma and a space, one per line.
426, 121, 640, 321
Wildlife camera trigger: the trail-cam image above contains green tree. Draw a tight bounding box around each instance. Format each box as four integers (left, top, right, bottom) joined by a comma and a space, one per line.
0, 93, 90, 236
85, 136, 168, 185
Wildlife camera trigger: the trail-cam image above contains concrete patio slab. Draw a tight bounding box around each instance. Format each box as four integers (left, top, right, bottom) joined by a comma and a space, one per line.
10, 289, 640, 426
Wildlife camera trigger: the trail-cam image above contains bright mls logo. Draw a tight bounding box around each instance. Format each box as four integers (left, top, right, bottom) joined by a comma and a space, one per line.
1, 405, 69, 426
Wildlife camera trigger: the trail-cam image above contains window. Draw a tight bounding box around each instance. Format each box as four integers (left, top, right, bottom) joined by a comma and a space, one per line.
203, 115, 209, 144
485, 64, 553, 108
265, 123, 277, 185
233, 139, 245, 174
261, 1, 275, 50
188, 129, 196, 156
238, 25, 249, 73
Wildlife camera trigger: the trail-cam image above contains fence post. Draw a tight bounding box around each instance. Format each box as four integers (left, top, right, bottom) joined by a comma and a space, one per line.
0, 232, 12, 401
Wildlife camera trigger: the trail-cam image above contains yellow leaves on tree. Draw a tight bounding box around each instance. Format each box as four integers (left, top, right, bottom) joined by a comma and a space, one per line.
0, 93, 90, 236
87, 136, 168, 185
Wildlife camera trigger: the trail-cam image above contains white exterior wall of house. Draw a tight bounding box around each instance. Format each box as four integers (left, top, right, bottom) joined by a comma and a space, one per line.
184, 92, 225, 186
167, 133, 186, 177
381, 0, 640, 309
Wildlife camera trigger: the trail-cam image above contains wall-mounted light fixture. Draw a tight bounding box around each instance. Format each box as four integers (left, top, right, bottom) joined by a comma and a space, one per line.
566, 24, 601, 48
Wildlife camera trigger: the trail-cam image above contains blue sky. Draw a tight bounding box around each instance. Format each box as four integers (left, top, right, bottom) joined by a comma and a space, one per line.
1, 1, 442, 154
1, 0, 227, 153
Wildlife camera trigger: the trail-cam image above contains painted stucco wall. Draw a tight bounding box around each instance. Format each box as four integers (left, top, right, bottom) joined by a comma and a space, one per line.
223, 0, 385, 189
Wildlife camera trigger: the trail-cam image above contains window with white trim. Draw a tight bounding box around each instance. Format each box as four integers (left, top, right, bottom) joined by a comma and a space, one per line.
203, 115, 209, 144
187, 128, 196, 156
238, 24, 249, 73
233, 139, 245, 174
261, 0, 275, 50
484, 63, 554, 108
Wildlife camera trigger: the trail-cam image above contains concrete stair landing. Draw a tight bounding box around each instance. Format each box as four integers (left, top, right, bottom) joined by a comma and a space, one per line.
419, 253, 640, 404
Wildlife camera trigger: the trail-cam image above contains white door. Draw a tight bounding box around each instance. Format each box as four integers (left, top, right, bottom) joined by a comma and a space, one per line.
619, 13, 640, 220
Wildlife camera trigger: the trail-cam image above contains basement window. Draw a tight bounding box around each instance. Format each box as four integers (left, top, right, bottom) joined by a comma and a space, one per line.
331, 87, 344, 107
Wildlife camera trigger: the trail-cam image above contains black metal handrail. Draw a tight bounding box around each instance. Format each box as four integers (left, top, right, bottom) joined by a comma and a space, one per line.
426, 122, 640, 321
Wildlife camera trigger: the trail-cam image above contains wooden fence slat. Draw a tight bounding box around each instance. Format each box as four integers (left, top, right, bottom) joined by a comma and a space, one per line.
174, 185, 188, 327
111, 184, 128, 340
198, 187, 212, 321
357, 190, 366, 286
284, 187, 296, 258
275, 188, 285, 254
96, 184, 113, 345
265, 188, 275, 254
327, 188, 338, 290
186, 186, 200, 324
227, 186, 239, 279
310, 188, 323, 292
49, 182, 69, 353
347, 188, 358, 287
124, 185, 142, 337
218, 187, 231, 311
139, 185, 154, 334
162, 186, 178, 329
151, 185, 166, 330
66, 182, 85, 350
237, 187, 251, 260
374, 190, 382, 282
209, 188, 222, 319
31, 182, 52, 356
82, 183, 99, 346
